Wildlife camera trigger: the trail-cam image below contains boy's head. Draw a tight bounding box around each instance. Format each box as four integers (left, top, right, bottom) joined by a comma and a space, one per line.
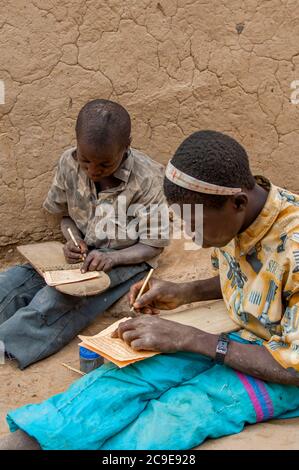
75, 99, 131, 181
164, 130, 256, 248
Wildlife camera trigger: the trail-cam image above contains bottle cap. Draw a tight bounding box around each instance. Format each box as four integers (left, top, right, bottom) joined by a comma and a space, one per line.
79, 346, 100, 359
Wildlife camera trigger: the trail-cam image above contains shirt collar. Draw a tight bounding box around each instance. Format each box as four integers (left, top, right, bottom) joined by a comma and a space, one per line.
113, 149, 134, 184
236, 176, 283, 254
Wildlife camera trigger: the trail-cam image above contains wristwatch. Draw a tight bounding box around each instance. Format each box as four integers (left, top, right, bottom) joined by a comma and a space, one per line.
215, 333, 230, 364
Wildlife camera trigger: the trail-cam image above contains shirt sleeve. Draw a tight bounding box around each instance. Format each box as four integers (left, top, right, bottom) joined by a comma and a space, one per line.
134, 177, 170, 249
264, 235, 299, 373
43, 153, 69, 216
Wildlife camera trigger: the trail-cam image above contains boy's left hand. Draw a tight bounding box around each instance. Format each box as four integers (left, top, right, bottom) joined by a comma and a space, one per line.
81, 250, 118, 273
111, 315, 196, 353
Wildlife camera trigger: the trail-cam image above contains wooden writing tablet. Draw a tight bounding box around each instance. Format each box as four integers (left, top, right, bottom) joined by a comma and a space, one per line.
160, 300, 238, 334
17, 241, 111, 297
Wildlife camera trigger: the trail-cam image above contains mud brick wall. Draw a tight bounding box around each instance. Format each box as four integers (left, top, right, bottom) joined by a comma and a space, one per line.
1, 0, 299, 249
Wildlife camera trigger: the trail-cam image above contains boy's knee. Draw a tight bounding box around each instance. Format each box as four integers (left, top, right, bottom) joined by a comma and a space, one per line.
30, 285, 79, 313
0, 265, 41, 299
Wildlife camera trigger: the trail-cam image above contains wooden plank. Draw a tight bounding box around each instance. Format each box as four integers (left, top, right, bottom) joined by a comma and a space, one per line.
160, 300, 239, 334
18, 241, 67, 275
17, 241, 111, 297
57, 275, 110, 296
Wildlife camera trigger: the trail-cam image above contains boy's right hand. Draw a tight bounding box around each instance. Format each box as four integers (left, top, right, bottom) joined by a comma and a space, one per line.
63, 239, 88, 264
129, 278, 185, 314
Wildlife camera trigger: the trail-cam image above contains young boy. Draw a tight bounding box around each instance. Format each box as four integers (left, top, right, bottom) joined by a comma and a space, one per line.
0, 99, 168, 370
2, 130, 299, 450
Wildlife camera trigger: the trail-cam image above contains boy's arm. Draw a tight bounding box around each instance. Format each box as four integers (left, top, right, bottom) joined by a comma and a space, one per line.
114, 316, 299, 386
61, 216, 83, 242
111, 243, 163, 265
130, 276, 222, 314
168, 276, 222, 304
81, 243, 162, 273
43, 151, 69, 216
119, 234, 299, 385
183, 326, 299, 386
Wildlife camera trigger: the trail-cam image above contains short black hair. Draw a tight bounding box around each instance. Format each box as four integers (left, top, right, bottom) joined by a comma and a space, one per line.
75, 99, 131, 150
164, 130, 255, 208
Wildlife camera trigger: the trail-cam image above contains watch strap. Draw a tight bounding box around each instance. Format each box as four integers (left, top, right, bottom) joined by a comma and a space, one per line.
215, 333, 230, 365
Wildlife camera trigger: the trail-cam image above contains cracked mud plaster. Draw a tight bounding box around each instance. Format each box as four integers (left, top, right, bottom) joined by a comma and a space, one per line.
0, 0, 299, 249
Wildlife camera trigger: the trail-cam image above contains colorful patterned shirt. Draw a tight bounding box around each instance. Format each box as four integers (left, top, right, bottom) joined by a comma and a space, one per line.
212, 176, 299, 374
44, 147, 169, 253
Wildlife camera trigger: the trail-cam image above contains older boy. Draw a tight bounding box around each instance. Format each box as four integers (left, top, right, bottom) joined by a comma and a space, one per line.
0, 99, 168, 370
2, 130, 299, 450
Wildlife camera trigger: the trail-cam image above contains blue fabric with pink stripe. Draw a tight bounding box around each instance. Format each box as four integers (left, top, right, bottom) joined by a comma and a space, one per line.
6, 333, 299, 449
235, 372, 274, 421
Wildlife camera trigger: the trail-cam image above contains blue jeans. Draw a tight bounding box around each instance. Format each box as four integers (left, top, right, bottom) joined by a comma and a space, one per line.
0, 263, 148, 369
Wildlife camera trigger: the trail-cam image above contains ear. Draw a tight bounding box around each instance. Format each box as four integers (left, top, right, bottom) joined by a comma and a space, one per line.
232, 192, 248, 211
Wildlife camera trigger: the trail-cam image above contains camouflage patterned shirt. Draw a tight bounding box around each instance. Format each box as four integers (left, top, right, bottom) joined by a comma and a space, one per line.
44, 148, 169, 253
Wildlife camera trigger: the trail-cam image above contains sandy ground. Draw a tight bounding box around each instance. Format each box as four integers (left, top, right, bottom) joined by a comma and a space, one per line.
0, 240, 298, 450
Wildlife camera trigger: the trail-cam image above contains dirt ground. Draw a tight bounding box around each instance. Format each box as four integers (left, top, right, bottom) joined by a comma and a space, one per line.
0, 240, 298, 450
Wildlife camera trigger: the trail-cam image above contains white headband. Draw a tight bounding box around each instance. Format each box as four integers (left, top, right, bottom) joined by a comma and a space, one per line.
165, 161, 241, 195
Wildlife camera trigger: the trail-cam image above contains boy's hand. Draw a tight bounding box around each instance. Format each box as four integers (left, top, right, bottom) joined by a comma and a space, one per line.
129, 278, 185, 315
81, 250, 118, 273
63, 239, 88, 264
111, 315, 196, 353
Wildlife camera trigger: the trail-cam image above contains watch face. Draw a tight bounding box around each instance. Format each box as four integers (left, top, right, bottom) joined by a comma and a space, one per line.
216, 340, 228, 354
